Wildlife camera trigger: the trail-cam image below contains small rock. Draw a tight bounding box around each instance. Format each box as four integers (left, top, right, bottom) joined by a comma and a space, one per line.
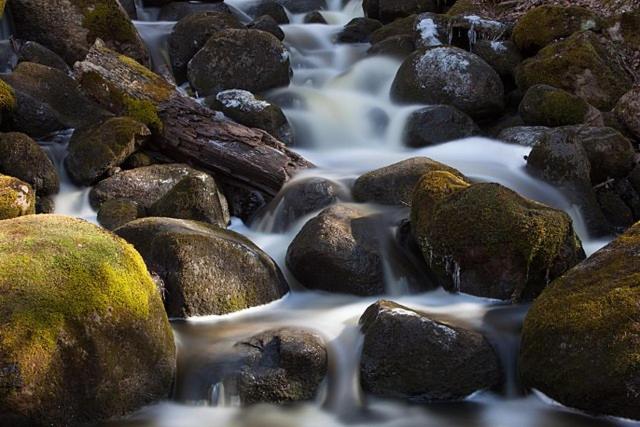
497, 126, 550, 147
363, 0, 446, 24
0, 174, 35, 220
336, 18, 383, 43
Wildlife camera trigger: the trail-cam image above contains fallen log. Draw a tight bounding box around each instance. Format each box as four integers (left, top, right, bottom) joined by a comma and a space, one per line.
73, 40, 312, 201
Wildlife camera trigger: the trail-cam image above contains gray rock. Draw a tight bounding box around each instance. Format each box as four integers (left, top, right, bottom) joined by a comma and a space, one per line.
248, 15, 285, 41
404, 105, 479, 147
97, 199, 145, 230
15, 40, 70, 73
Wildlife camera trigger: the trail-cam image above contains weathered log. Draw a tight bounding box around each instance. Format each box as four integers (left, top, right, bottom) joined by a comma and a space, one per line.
74, 40, 312, 199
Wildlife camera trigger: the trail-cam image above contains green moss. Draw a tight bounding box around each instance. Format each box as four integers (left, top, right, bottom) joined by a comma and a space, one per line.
410, 171, 470, 227
0, 79, 16, 111
0, 175, 35, 220
73, 0, 138, 45
122, 97, 163, 131
446, 0, 485, 17
520, 85, 589, 126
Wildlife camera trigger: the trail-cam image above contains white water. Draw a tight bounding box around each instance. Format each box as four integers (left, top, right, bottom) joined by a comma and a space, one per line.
30, 1, 627, 426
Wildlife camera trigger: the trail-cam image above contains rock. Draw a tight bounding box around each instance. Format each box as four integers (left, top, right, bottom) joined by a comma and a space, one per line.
615, 87, 640, 140
168, 12, 243, 83
245, 1, 289, 24
65, 117, 150, 186
411, 172, 585, 301
303, 11, 327, 24
519, 85, 592, 127
157, 1, 231, 21
520, 222, 640, 420
336, 18, 383, 43
0, 132, 59, 196
595, 186, 634, 229
205, 89, 292, 143
232, 328, 328, 405
367, 34, 415, 58
391, 47, 504, 119
577, 127, 635, 184
614, 178, 640, 221
0, 79, 15, 122
512, 6, 602, 55
352, 157, 464, 206
446, 0, 485, 16
149, 175, 230, 227
370, 14, 417, 45
97, 199, 145, 230
115, 217, 289, 317
0, 215, 175, 425
0, 175, 35, 220
606, 10, 640, 51
515, 31, 633, 110
286, 205, 387, 296
10, 0, 149, 66
471, 40, 522, 80
359, 300, 501, 401
631, 165, 640, 193
274, 0, 326, 14
363, 0, 446, 24
15, 40, 70, 73
90, 163, 213, 210
0, 62, 112, 138
118, 0, 138, 19
497, 126, 550, 147
248, 15, 285, 41
187, 29, 291, 97
36, 195, 55, 214
404, 105, 479, 147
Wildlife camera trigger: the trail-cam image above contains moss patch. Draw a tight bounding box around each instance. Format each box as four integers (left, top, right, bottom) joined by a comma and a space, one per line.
0, 175, 35, 220
519, 85, 590, 126
71, 0, 139, 45
0, 79, 16, 112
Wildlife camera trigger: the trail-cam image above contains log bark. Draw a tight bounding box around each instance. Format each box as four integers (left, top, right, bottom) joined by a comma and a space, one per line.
74, 40, 312, 198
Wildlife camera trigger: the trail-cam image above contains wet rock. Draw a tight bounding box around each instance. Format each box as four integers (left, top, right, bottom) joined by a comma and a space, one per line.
363, 0, 447, 24
411, 171, 585, 301
369, 14, 417, 45
515, 31, 633, 110
10, 0, 149, 66
360, 300, 501, 401
630, 165, 640, 193
512, 6, 602, 55
367, 34, 415, 59
391, 47, 504, 119
245, 1, 289, 24
248, 15, 285, 41
97, 199, 145, 230
519, 85, 593, 127
497, 126, 550, 147
352, 157, 464, 206
404, 105, 479, 148
15, 40, 70, 73
0, 79, 15, 124
0, 175, 35, 220
303, 11, 327, 24
274, 0, 326, 14
0, 132, 59, 196
115, 217, 289, 317
188, 29, 291, 97
36, 195, 55, 214
65, 117, 150, 186
520, 223, 640, 420
168, 11, 243, 83
157, 1, 231, 20
232, 328, 328, 405
122, 151, 156, 169
614, 87, 640, 140
336, 18, 383, 43
577, 127, 635, 185
0, 62, 112, 138
0, 215, 175, 425
595, 186, 634, 230
471, 40, 522, 80
149, 175, 230, 227
205, 89, 292, 143
90, 163, 212, 210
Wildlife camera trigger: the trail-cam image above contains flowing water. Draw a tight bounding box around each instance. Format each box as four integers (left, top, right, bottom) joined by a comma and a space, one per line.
14, 1, 633, 425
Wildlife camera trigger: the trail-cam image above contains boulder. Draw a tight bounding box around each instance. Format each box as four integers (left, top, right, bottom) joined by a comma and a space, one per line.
0, 175, 35, 220
0, 215, 175, 425
519, 84, 593, 127
274, 0, 326, 14
363, 0, 446, 24
115, 217, 289, 317
0, 132, 59, 196
606, 10, 640, 51
232, 328, 328, 405
391, 47, 504, 119
520, 222, 640, 419
65, 117, 151, 186
97, 199, 145, 230
595, 186, 635, 229
577, 127, 635, 184
411, 172, 585, 301
471, 40, 522, 80
15, 40, 70, 73
244, 1, 289, 24
404, 105, 479, 147
157, 1, 231, 21
248, 15, 285, 41
10, 0, 149, 66
0, 79, 15, 122
303, 11, 327, 24
360, 300, 501, 401
615, 87, 640, 140
367, 34, 415, 58
515, 31, 633, 110
187, 29, 291, 97
352, 157, 464, 206
497, 126, 550, 147
336, 18, 383, 43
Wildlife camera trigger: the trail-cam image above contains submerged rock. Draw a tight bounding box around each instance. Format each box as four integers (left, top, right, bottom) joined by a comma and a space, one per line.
404, 105, 479, 147
115, 217, 289, 317
520, 222, 640, 420
0, 174, 35, 220
0, 215, 175, 425
360, 300, 501, 401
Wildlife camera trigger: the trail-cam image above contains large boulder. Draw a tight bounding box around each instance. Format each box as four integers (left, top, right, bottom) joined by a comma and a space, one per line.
10, 0, 149, 66
471, 40, 522, 80
115, 217, 289, 317
0, 215, 175, 425
411, 171, 585, 301
360, 300, 501, 401
520, 222, 640, 419
404, 105, 479, 147
518, 84, 593, 127
391, 47, 504, 119
187, 29, 291, 97
232, 328, 328, 405
65, 117, 150, 186
0, 175, 35, 220
515, 31, 633, 110
615, 87, 640, 140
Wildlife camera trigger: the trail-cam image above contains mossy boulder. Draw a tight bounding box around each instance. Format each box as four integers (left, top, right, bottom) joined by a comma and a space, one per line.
520, 222, 640, 419
411, 172, 585, 301
187, 29, 291, 97
515, 31, 633, 110
15, 40, 70, 73
512, 6, 602, 55
360, 300, 502, 401
446, 0, 485, 16
97, 199, 145, 230
66, 117, 151, 186
0, 132, 59, 196
115, 217, 289, 318
0, 215, 175, 425
519, 85, 591, 127
615, 87, 640, 140
0, 79, 16, 116
0, 175, 35, 220
10, 0, 149, 66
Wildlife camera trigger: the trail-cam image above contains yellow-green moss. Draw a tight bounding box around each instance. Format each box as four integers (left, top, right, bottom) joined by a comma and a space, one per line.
410, 171, 470, 227
520, 85, 589, 126
72, 0, 139, 45
446, 0, 485, 17
122, 97, 163, 131
0, 79, 16, 111
0, 0, 5, 16
0, 175, 35, 220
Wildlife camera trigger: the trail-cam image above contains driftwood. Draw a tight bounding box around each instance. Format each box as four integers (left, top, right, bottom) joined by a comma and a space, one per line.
74, 40, 312, 199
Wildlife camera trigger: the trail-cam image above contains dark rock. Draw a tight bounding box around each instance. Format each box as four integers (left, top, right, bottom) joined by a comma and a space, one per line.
363, 0, 446, 24
158, 1, 231, 21
471, 40, 522, 80
595, 186, 634, 229
248, 15, 285, 41
336, 18, 383, 43
404, 105, 479, 147
245, 1, 289, 24
97, 199, 145, 230
303, 11, 327, 24
497, 126, 550, 147
15, 40, 70, 73
367, 34, 415, 58
36, 195, 55, 214
577, 127, 635, 184
519, 85, 592, 127
615, 87, 640, 140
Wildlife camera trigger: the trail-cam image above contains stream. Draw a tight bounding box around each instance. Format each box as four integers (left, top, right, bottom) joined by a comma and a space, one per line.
16, 0, 636, 426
